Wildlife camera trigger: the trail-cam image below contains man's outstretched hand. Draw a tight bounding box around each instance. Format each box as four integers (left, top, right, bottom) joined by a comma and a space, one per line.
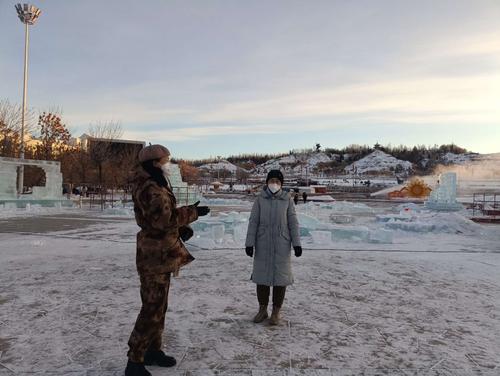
192, 201, 210, 217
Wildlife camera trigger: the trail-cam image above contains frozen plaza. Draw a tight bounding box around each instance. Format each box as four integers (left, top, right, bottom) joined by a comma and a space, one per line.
1, 197, 500, 376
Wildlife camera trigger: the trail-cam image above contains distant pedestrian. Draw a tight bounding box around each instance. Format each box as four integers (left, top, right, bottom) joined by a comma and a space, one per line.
302, 191, 308, 204
245, 170, 302, 326
293, 192, 299, 205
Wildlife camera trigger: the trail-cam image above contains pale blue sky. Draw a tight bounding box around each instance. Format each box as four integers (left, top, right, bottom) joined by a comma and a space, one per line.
1, 0, 500, 158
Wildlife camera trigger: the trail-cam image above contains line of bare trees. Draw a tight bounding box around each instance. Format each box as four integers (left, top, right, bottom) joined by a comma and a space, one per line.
0, 99, 137, 191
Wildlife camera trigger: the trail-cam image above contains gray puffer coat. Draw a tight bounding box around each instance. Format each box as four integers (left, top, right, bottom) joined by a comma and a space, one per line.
245, 188, 301, 286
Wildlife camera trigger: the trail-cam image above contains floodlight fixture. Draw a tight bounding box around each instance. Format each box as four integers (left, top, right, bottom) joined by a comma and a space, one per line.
15, 3, 41, 25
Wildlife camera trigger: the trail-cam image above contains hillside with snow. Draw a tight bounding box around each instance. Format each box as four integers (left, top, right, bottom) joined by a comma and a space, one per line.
440, 152, 479, 165
193, 148, 488, 178
344, 150, 413, 175
253, 152, 334, 175
199, 160, 246, 173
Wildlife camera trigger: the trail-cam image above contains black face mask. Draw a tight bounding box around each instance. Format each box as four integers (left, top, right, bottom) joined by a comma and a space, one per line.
141, 160, 169, 188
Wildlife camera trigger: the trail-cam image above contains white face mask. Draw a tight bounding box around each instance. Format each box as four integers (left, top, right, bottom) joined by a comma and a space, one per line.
161, 162, 171, 176
268, 183, 281, 194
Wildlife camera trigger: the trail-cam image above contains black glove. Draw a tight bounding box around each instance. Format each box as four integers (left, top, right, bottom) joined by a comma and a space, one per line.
192, 201, 210, 217
294, 246, 302, 257
179, 226, 194, 242
245, 246, 254, 257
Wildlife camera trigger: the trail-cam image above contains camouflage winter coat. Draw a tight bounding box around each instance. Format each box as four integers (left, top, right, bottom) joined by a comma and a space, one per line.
131, 165, 198, 276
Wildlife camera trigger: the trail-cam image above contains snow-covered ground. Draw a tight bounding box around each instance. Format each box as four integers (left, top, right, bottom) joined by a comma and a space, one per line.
1, 203, 500, 375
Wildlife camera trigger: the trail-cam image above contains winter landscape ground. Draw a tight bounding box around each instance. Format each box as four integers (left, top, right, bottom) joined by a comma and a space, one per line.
1, 199, 499, 376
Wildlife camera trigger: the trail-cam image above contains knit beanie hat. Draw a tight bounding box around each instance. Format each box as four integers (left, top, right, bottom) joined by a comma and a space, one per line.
266, 169, 284, 185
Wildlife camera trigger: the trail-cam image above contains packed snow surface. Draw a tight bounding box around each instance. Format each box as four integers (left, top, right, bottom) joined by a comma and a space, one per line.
1, 202, 500, 375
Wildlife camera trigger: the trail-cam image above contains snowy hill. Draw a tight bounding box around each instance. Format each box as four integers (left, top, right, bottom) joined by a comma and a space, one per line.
344, 150, 413, 175
196, 149, 487, 177
440, 152, 479, 165
253, 152, 333, 175
199, 160, 245, 173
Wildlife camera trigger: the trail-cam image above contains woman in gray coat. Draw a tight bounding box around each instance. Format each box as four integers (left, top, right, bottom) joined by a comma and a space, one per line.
245, 170, 302, 325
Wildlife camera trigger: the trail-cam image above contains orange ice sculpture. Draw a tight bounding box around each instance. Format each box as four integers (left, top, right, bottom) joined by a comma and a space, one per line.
388, 178, 432, 199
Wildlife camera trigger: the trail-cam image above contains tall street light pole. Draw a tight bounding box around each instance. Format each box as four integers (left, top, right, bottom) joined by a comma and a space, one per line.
15, 3, 41, 195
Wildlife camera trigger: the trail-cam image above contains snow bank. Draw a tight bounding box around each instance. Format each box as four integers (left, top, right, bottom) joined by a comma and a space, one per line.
0, 203, 71, 219
102, 206, 135, 217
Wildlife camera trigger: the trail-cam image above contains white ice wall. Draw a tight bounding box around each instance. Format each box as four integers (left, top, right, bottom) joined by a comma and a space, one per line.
0, 157, 63, 200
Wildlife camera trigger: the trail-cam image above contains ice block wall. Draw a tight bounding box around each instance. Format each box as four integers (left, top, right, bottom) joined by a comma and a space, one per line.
0, 157, 63, 200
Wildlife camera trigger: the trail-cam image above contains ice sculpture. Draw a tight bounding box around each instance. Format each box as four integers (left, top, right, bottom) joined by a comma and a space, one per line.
368, 229, 394, 243
424, 172, 463, 211
331, 225, 370, 241
167, 163, 201, 205
0, 159, 18, 199
311, 231, 332, 245
233, 222, 248, 242
212, 224, 225, 244
0, 157, 64, 203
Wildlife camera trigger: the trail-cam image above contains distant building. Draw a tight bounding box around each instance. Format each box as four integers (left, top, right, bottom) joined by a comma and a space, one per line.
24, 133, 77, 155
71, 134, 145, 159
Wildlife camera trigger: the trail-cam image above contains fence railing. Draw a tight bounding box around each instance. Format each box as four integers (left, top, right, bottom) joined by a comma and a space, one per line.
472, 193, 500, 218
73, 186, 201, 210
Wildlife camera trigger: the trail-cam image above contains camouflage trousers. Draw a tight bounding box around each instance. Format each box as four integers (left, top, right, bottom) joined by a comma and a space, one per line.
127, 273, 171, 363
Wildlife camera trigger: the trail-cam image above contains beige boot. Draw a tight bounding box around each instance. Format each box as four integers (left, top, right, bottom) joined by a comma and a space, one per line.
269, 305, 281, 326
253, 305, 268, 323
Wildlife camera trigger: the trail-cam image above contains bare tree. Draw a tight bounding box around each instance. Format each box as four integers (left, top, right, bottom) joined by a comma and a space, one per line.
236, 168, 249, 184
88, 121, 123, 140
108, 144, 140, 189
87, 120, 123, 187
0, 99, 35, 157
62, 148, 93, 187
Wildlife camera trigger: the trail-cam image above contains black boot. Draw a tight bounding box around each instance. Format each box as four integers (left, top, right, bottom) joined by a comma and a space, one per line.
125, 360, 151, 376
144, 349, 177, 367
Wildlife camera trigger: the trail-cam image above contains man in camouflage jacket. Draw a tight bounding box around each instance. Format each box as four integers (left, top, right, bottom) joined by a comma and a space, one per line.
125, 144, 209, 376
